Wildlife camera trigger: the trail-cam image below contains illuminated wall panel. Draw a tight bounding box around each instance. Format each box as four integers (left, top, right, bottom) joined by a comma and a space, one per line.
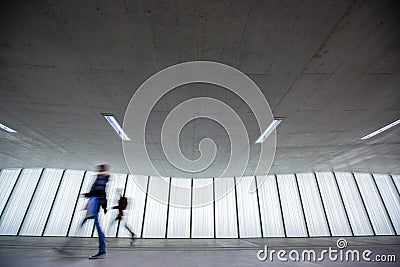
167, 179, 191, 238
373, 174, 400, 234
142, 177, 170, 238
236, 177, 261, 237
335, 172, 374, 236
0, 168, 398, 238
316, 172, 352, 236
118, 175, 148, 238
296, 173, 330, 236
0, 169, 42, 235
256, 175, 284, 237
0, 169, 21, 216
19, 169, 64, 236
68, 171, 97, 237
276, 174, 307, 237
392, 175, 400, 193
354, 173, 395, 235
191, 178, 214, 238
43, 170, 85, 236
215, 177, 238, 238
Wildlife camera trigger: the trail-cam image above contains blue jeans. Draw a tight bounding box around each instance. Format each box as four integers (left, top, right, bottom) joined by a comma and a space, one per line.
94, 208, 106, 253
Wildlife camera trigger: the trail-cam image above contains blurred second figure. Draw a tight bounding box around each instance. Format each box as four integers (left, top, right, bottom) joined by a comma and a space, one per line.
111, 188, 136, 245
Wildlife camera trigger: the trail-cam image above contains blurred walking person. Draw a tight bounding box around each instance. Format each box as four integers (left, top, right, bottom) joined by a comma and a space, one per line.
109, 188, 136, 244
83, 164, 110, 259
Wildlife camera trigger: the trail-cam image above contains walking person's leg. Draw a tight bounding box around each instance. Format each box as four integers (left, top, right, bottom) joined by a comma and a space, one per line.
95, 213, 106, 253
124, 222, 136, 245
89, 199, 106, 259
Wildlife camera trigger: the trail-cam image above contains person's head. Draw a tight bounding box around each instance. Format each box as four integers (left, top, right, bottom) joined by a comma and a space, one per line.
97, 164, 108, 173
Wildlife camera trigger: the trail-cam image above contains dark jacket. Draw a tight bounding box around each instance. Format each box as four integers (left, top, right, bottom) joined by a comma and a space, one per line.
87, 172, 109, 197
84, 171, 110, 210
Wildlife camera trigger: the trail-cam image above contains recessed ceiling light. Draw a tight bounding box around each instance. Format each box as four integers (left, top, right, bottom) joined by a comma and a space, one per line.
255, 119, 283, 144
102, 114, 130, 141
360, 118, 400, 140
0, 123, 17, 133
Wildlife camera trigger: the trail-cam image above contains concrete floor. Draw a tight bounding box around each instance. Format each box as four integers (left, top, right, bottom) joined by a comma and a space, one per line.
0, 236, 399, 266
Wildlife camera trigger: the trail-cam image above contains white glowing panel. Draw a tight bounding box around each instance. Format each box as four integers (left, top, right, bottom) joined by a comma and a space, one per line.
316, 172, 352, 236
392, 175, 400, 193
256, 175, 284, 237
276, 174, 307, 237
191, 178, 214, 238
142, 177, 169, 238
296, 173, 330, 236
0, 123, 17, 133
335, 172, 374, 236
360, 118, 400, 140
118, 175, 148, 238
0, 169, 21, 216
373, 174, 400, 234
19, 169, 64, 236
167, 179, 191, 238
68, 172, 97, 237
354, 173, 395, 235
0, 168, 42, 235
215, 177, 238, 238
43, 170, 85, 236
236, 177, 261, 237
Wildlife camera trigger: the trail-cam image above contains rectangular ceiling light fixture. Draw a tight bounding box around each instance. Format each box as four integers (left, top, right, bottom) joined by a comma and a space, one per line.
360, 118, 400, 140
0, 123, 17, 133
255, 118, 283, 144
102, 113, 130, 141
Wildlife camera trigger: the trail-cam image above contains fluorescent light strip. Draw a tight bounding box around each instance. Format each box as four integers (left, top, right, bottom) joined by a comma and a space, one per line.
255, 119, 283, 144
0, 123, 17, 133
102, 114, 130, 141
360, 118, 400, 140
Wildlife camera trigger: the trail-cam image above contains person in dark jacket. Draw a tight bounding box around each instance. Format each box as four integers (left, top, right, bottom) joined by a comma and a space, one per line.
84, 164, 110, 259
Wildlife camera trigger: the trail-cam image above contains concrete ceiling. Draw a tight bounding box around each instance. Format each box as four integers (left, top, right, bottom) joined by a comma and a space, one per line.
0, 0, 399, 176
